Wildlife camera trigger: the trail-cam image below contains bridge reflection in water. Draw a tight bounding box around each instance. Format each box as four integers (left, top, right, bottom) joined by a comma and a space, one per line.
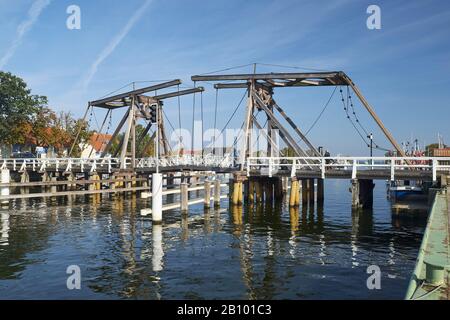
0, 180, 426, 299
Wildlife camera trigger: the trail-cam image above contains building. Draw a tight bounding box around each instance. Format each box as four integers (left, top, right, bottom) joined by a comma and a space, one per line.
80, 133, 112, 158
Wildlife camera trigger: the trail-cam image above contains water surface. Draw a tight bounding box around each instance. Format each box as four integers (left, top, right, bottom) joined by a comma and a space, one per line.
0, 180, 426, 299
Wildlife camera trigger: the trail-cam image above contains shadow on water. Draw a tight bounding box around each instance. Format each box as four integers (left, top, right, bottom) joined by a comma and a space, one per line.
0, 180, 427, 299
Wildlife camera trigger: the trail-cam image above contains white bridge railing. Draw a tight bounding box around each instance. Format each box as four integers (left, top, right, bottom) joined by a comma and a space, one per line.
0, 154, 235, 174
246, 157, 450, 182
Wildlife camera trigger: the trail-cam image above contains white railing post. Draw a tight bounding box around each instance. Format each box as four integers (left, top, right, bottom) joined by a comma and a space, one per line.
352, 159, 357, 180
390, 158, 395, 181
321, 158, 325, 179
291, 159, 296, 177
432, 159, 437, 183
268, 158, 273, 178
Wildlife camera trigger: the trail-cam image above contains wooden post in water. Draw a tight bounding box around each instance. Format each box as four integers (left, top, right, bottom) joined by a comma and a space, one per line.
359, 179, 375, 209
232, 174, 243, 206
308, 178, 315, 205
214, 179, 221, 208
317, 178, 324, 204
20, 171, 29, 195
204, 180, 211, 209
351, 179, 360, 209
274, 178, 284, 202
301, 179, 308, 205
282, 177, 288, 194
1, 169, 10, 206
289, 177, 299, 207
152, 173, 163, 224
248, 179, 255, 203
266, 179, 273, 203
255, 179, 263, 204
180, 182, 188, 213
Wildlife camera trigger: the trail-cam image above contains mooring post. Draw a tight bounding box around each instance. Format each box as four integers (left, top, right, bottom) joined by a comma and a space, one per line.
232, 174, 243, 206
51, 174, 58, 194
317, 178, 324, 204
228, 177, 234, 201
359, 179, 375, 209
243, 180, 249, 201
41, 172, 49, 193
255, 179, 263, 204
308, 178, 315, 205
266, 179, 273, 202
180, 182, 188, 212
204, 180, 211, 209
152, 173, 163, 224
351, 179, 360, 209
248, 179, 255, 203
214, 179, 221, 208
274, 178, 283, 202
282, 177, 288, 194
289, 177, 299, 207
1, 169, 10, 206
20, 171, 29, 195
301, 179, 308, 205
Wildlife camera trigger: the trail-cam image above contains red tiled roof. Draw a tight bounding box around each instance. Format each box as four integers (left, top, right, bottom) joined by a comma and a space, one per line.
90, 133, 112, 152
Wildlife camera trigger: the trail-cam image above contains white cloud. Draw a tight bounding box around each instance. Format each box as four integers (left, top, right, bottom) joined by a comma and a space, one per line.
0, 0, 51, 69
78, 0, 153, 91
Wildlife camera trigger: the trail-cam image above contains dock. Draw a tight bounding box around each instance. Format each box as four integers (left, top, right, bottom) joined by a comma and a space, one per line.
405, 189, 450, 300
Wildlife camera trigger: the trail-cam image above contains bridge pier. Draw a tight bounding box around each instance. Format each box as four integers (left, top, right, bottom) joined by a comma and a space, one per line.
351, 179, 375, 209
1, 169, 10, 206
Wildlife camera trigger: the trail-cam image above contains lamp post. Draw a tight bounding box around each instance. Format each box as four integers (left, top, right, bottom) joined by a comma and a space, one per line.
368, 133, 373, 168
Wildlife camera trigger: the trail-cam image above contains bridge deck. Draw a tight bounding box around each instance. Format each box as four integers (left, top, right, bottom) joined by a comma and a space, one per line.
249, 169, 436, 181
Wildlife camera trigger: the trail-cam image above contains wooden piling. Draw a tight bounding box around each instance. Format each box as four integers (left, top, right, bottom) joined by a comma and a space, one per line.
351, 179, 360, 209
308, 178, 315, 205
317, 178, 324, 203
301, 179, 308, 205
255, 179, 263, 203
204, 180, 211, 209
214, 179, 221, 207
289, 178, 299, 207
181, 182, 188, 212
1, 169, 10, 205
248, 179, 255, 203
274, 178, 283, 202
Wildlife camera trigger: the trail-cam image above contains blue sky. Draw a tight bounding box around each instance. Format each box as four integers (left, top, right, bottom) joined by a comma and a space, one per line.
1, 0, 449, 155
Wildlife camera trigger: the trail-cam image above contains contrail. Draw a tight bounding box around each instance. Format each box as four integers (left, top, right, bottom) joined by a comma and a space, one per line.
79, 0, 153, 90
0, 0, 52, 69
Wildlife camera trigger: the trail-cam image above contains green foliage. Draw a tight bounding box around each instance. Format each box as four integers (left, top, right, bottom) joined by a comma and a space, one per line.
0, 71, 92, 156
110, 124, 155, 157
0, 71, 47, 144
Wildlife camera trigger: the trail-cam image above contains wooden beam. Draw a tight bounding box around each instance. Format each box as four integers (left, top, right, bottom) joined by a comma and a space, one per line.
192, 72, 342, 82
90, 80, 181, 107
272, 101, 321, 157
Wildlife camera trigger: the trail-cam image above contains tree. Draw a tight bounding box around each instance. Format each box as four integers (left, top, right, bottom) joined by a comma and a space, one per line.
109, 124, 155, 157
0, 71, 47, 145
